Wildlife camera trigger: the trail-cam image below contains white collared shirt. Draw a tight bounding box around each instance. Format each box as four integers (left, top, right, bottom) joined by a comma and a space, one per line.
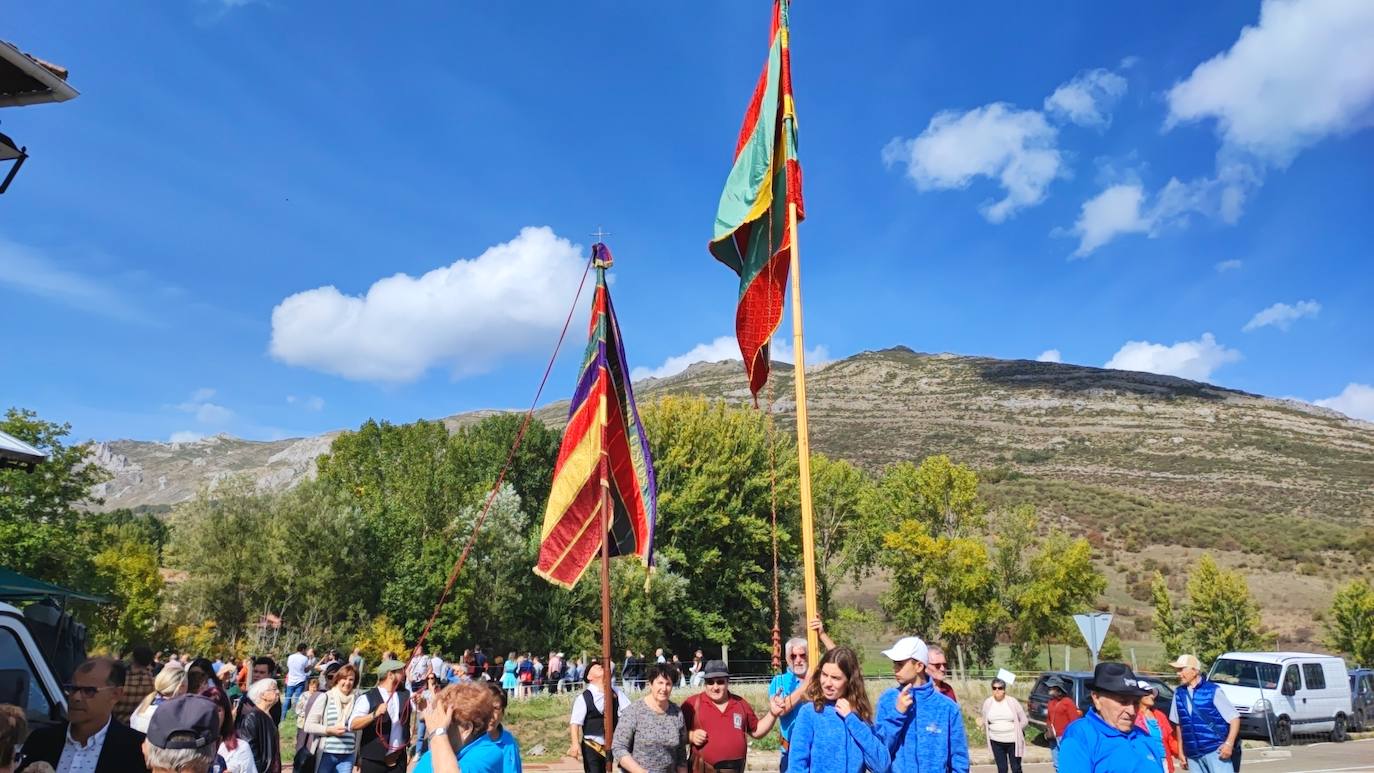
57, 717, 111, 773
349, 685, 404, 750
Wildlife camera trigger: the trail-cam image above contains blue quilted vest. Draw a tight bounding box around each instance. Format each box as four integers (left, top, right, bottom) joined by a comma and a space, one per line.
1175, 679, 1227, 758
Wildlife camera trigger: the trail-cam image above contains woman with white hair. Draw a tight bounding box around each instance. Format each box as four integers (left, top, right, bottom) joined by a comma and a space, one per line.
235, 678, 282, 773
130, 662, 189, 733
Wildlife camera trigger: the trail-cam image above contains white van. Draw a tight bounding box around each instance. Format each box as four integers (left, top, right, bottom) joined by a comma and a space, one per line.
1208, 651, 1351, 745
0, 601, 67, 730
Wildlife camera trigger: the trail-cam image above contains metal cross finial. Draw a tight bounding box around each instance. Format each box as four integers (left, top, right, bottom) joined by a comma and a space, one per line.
591, 226, 611, 244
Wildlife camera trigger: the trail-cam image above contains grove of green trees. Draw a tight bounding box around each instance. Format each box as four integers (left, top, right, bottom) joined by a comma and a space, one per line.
15, 399, 1367, 672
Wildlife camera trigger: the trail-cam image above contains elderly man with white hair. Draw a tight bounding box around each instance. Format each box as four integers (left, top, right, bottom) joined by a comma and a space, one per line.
766, 618, 835, 773
235, 678, 281, 773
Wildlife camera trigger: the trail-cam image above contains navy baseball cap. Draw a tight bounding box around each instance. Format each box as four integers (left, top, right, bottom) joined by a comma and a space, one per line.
146, 695, 220, 750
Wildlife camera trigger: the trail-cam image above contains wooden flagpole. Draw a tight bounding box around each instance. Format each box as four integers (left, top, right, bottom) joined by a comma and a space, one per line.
787, 200, 822, 671
599, 445, 615, 751
594, 251, 617, 753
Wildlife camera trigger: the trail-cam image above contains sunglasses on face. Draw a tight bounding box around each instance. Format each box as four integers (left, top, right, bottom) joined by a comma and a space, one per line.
62, 684, 116, 698
992, 685, 1006, 691
928, 662, 946, 670
788, 653, 807, 661
705, 678, 727, 686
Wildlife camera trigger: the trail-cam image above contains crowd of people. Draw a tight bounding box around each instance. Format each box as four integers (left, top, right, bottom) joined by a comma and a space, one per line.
0, 622, 1248, 773
559, 619, 1245, 773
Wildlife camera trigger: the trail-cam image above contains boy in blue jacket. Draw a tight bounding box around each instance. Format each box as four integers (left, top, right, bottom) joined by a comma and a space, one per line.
874, 636, 970, 773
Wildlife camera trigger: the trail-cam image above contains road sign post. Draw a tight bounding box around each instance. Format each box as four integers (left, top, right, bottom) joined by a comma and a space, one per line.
1073, 612, 1113, 667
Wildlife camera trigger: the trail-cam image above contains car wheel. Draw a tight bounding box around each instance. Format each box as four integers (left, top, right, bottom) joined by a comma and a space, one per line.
1331, 713, 1348, 743
1275, 716, 1292, 746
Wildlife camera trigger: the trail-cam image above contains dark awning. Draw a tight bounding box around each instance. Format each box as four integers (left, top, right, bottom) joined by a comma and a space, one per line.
0, 568, 110, 604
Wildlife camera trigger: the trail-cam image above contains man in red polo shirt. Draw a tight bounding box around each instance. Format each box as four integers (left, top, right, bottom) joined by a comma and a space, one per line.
682, 660, 780, 772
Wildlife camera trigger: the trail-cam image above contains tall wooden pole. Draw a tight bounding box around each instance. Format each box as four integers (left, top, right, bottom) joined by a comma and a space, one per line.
600, 447, 615, 751
596, 259, 616, 752
787, 201, 822, 672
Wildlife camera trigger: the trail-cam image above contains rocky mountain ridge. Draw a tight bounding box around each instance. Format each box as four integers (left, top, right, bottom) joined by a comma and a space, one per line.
88, 348, 1374, 524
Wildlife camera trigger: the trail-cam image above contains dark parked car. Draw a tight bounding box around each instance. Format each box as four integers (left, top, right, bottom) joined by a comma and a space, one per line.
1028, 670, 1175, 731
1351, 668, 1374, 731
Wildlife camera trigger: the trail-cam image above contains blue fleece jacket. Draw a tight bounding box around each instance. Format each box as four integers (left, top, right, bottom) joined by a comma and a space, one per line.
787, 701, 890, 773
875, 680, 970, 773
1057, 709, 1161, 773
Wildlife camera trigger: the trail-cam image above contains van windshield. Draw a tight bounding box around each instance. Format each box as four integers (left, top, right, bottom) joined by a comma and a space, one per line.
1209, 659, 1280, 690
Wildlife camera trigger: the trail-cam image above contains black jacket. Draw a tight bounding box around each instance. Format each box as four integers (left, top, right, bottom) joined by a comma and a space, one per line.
236, 701, 281, 773
18, 718, 149, 773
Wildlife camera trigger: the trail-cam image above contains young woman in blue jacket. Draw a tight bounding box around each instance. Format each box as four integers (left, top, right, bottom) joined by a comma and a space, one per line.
786, 646, 891, 773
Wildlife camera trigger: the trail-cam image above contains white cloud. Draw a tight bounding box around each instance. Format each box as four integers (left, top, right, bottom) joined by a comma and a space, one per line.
1066, 165, 1258, 256
883, 103, 1063, 222
630, 335, 832, 381
1044, 68, 1129, 128
1314, 383, 1374, 421
174, 388, 234, 425
1165, 0, 1374, 166
1215, 259, 1243, 272
1068, 1, 1374, 255
0, 235, 146, 321
270, 226, 588, 383
1067, 184, 1150, 257
1104, 332, 1241, 382
1036, 349, 1063, 363
631, 337, 739, 381
771, 338, 833, 370
1242, 300, 1321, 332
287, 395, 326, 412
168, 431, 204, 444
195, 403, 233, 424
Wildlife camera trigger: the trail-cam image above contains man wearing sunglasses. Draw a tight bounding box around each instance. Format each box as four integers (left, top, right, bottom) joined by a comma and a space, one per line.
681, 661, 779, 773
926, 645, 957, 703
18, 657, 150, 772
766, 617, 835, 773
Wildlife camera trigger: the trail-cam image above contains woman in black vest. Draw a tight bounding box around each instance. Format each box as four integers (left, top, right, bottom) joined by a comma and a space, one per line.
569, 661, 631, 773
348, 659, 411, 773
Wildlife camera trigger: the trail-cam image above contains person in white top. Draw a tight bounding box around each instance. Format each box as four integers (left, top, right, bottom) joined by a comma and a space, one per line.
408, 649, 432, 692
429, 648, 446, 685
978, 677, 1028, 773
285, 642, 312, 713
349, 659, 411, 773
568, 660, 630, 773
129, 664, 188, 733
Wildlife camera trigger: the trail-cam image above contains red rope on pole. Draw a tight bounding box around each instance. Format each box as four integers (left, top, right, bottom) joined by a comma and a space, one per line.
412, 253, 595, 654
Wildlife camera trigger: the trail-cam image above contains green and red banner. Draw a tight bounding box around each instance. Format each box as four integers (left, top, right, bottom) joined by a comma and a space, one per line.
710, 0, 805, 399
534, 243, 658, 589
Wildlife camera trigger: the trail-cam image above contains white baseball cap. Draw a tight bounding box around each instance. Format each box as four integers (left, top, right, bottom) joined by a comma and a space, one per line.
882, 636, 929, 665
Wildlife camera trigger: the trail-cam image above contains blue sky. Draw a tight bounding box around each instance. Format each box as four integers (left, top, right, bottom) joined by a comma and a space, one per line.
4, 0, 1373, 443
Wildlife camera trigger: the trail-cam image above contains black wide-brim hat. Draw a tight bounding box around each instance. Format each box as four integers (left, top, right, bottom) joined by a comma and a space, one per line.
1086, 662, 1151, 697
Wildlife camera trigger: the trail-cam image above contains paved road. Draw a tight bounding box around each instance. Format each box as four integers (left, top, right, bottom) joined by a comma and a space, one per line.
965, 739, 1374, 773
